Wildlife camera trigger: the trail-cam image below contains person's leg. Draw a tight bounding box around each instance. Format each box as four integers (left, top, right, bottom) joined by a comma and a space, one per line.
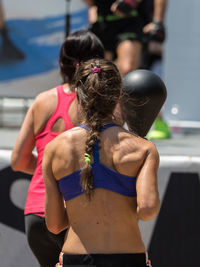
116, 40, 142, 76
25, 214, 66, 267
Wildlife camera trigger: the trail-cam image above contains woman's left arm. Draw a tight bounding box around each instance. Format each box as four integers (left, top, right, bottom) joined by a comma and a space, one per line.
136, 141, 160, 221
143, 0, 167, 38
42, 141, 68, 234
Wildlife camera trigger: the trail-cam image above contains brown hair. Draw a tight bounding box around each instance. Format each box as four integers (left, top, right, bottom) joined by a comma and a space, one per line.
74, 59, 122, 198
59, 30, 104, 84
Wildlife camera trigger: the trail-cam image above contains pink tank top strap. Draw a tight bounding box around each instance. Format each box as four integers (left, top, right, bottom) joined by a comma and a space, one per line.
56, 85, 76, 119
41, 85, 76, 133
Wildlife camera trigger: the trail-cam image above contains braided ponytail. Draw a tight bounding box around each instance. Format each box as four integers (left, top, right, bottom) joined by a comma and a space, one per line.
75, 59, 122, 199
82, 117, 102, 198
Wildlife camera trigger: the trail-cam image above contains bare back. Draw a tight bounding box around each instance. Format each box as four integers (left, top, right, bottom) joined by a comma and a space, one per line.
44, 125, 160, 254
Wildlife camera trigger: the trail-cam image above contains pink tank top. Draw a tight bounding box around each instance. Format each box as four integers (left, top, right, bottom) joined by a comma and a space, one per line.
24, 85, 76, 217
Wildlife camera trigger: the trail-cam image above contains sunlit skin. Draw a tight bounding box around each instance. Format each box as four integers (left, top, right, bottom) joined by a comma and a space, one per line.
43, 118, 160, 254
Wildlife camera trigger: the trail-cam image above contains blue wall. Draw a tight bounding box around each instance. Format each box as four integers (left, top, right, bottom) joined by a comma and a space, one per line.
0, 9, 88, 82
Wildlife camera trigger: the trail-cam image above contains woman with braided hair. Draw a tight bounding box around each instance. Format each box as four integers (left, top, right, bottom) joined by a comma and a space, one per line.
43, 58, 160, 267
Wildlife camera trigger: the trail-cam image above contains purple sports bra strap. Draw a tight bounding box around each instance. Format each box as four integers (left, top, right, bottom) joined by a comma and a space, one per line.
77, 123, 117, 163
42, 85, 76, 132
78, 124, 90, 131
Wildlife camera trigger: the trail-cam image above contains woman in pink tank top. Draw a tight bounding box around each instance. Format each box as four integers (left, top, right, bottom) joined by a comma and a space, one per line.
10, 30, 104, 267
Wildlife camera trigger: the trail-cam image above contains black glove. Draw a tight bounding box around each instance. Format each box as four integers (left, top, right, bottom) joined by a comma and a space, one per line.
148, 21, 166, 43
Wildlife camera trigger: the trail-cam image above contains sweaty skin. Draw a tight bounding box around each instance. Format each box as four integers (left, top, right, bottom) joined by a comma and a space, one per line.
43, 124, 160, 254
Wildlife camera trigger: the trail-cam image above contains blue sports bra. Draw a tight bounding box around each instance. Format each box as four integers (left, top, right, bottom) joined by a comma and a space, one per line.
58, 124, 137, 200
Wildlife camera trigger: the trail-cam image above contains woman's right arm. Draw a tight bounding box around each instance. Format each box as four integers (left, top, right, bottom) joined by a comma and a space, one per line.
10, 102, 37, 175
136, 141, 160, 221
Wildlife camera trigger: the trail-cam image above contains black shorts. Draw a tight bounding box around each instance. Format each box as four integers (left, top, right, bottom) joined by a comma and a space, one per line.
56, 252, 152, 267
25, 214, 67, 267
90, 16, 144, 53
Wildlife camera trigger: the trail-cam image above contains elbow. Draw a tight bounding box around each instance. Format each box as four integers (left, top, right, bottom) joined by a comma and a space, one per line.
47, 227, 61, 235
137, 199, 161, 221
11, 153, 35, 174
46, 223, 66, 235
45, 216, 68, 235
10, 155, 21, 171
11, 163, 21, 172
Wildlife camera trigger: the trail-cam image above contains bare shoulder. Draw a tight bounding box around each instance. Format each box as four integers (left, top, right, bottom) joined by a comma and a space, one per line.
32, 87, 57, 111
45, 129, 71, 154
31, 87, 58, 134
121, 130, 158, 151
114, 129, 159, 165
45, 126, 83, 157
134, 135, 158, 153
134, 136, 160, 167
44, 127, 84, 179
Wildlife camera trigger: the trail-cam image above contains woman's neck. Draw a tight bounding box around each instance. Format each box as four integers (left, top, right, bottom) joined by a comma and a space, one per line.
81, 118, 116, 127
63, 83, 74, 94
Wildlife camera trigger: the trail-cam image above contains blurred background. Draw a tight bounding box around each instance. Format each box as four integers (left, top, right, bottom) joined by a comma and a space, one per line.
0, 1, 200, 266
